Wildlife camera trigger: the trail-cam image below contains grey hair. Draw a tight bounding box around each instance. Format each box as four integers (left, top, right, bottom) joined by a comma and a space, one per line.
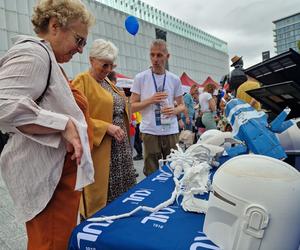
89, 39, 118, 62
150, 39, 168, 53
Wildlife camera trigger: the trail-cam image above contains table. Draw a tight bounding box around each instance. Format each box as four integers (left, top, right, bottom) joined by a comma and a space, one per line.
68, 167, 219, 250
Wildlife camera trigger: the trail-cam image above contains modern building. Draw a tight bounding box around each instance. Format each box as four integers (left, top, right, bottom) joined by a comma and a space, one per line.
0, 0, 229, 82
273, 12, 300, 54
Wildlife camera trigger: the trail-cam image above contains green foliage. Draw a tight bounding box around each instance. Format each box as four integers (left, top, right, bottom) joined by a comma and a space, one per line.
298, 40, 300, 52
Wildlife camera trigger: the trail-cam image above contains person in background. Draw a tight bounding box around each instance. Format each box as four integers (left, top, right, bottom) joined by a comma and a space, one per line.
217, 91, 232, 132
229, 55, 247, 95
107, 71, 126, 96
130, 112, 137, 149
107, 70, 117, 84
195, 108, 206, 136
176, 100, 188, 131
0, 0, 95, 249
180, 84, 199, 131
236, 75, 261, 110
72, 39, 136, 219
131, 39, 185, 176
199, 83, 217, 130
133, 111, 143, 160
133, 112, 143, 160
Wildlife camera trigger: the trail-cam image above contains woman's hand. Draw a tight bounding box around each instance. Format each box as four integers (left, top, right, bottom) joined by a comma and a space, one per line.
61, 119, 83, 165
17, 119, 83, 165
107, 124, 125, 142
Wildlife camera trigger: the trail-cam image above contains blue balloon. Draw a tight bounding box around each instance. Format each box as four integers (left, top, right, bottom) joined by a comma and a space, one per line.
125, 16, 139, 36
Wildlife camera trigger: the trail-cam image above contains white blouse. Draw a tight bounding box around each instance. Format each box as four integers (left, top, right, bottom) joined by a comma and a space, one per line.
199, 92, 213, 112
0, 35, 94, 223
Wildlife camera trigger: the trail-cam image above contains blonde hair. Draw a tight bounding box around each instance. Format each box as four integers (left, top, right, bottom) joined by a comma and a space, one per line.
89, 39, 118, 62
203, 83, 216, 94
190, 84, 199, 95
32, 0, 95, 34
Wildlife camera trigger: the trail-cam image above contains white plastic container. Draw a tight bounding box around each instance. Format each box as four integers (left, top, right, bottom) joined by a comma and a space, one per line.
160, 98, 171, 126
203, 154, 300, 250
278, 118, 300, 153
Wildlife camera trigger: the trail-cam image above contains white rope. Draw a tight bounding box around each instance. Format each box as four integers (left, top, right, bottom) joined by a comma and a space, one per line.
88, 143, 214, 222
88, 177, 180, 222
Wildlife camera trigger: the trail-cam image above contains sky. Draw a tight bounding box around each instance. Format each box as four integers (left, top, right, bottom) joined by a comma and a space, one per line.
142, 0, 299, 68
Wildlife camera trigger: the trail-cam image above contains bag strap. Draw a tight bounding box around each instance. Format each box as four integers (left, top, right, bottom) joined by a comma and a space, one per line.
19, 40, 52, 104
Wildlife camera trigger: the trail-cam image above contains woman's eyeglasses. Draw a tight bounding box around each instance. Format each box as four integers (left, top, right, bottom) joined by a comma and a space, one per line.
69, 28, 87, 48
96, 60, 117, 70
92, 58, 117, 70
101, 63, 117, 70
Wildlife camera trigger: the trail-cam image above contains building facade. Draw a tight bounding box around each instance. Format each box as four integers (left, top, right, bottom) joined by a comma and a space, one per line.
0, 0, 229, 82
273, 12, 300, 54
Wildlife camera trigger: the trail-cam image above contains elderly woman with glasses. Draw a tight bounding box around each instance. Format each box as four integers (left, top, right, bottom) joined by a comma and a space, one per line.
0, 0, 94, 249
72, 39, 136, 219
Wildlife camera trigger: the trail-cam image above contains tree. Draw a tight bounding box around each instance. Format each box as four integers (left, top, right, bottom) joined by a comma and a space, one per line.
298, 40, 300, 52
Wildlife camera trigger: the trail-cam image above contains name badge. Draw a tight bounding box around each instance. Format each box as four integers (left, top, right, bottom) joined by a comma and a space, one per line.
154, 104, 161, 126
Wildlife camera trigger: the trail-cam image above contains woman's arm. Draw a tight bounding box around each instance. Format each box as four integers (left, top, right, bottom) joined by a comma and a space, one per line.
208, 98, 216, 112
17, 119, 83, 165
0, 45, 74, 145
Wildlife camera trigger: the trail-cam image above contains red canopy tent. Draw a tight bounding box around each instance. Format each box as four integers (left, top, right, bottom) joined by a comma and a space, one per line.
180, 72, 200, 93
116, 73, 131, 79
200, 76, 220, 89
115, 72, 133, 88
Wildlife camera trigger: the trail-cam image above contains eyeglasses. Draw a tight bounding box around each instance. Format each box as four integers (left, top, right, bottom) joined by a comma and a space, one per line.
69, 28, 87, 48
102, 63, 117, 70
95, 60, 117, 70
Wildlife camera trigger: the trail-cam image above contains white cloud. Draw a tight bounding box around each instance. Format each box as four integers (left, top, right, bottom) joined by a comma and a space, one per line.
142, 0, 300, 68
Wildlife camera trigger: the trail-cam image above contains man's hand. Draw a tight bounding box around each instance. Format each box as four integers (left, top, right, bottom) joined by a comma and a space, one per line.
161, 106, 176, 117
150, 92, 168, 104
131, 92, 167, 113
107, 124, 125, 142
178, 119, 185, 129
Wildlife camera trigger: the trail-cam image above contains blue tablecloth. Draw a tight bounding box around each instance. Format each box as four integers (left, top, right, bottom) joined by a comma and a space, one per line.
68, 167, 219, 250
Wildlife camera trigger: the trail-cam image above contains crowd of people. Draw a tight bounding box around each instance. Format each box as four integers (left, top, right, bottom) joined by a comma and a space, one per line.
0, 0, 262, 249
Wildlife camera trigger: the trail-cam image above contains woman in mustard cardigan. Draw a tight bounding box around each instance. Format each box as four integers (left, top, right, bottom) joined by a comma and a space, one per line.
72, 39, 136, 218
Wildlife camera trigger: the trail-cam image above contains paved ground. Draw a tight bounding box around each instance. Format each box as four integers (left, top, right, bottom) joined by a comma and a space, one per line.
0, 155, 145, 250
0, 176, 27, 250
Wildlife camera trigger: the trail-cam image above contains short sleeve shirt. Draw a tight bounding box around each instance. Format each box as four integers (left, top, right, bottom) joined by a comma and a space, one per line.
199, 92, 213, 112
183, 93, 195, 118
131, 69, 183, 135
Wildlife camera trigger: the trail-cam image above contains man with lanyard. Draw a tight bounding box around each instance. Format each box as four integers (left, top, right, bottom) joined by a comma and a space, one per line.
131, 39, 185, 176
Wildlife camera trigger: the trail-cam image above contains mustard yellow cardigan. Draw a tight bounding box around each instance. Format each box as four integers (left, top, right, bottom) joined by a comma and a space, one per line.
72, 71, 130, 218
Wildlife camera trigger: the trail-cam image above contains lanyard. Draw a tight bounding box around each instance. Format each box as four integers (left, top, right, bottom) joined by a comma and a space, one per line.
152, 71, 166, 92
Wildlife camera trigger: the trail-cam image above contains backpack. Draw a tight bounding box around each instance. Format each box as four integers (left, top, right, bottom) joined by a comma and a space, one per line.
0, 40, 52, 155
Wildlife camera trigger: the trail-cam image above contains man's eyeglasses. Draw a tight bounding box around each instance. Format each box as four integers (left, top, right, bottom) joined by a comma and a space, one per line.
69, 28, 87, 48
